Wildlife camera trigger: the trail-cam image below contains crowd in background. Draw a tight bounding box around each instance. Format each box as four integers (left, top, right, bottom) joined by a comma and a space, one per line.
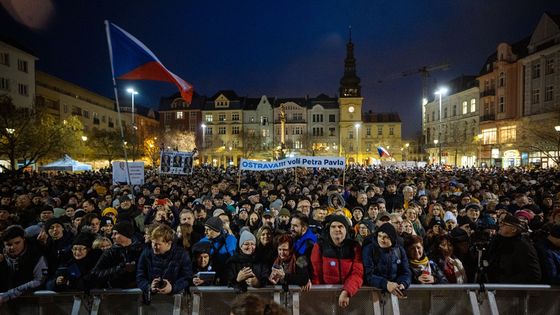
1, 165, 560, 308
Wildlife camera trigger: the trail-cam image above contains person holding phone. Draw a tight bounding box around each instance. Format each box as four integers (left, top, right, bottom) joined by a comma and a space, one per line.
52, 233, 101, 291
225, 230, 269, 291
268, 234, 310, 290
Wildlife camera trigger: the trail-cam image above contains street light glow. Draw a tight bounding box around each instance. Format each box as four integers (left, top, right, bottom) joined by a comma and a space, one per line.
405, 143, 409, 148
354, 123, 360, 129
555, 125, 560, 132
81, 136, 87, 142
434, 87, 449, 95
433, 139, 439, 145
201, 123, 207, 128
5, 128, 15, 134
126, 88, 138, 95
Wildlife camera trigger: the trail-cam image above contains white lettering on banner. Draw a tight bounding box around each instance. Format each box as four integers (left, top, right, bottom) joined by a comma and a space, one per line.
239, 156, 345, 171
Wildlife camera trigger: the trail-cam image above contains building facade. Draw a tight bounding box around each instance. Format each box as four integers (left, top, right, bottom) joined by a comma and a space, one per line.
0, 40, 37, 109
423, 76, 480, 166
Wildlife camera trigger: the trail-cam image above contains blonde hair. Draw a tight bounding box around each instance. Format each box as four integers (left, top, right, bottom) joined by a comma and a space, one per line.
151, 224, 175, 243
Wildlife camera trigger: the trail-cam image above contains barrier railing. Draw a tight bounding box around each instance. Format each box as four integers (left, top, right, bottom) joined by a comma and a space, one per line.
1, 284, 559, 315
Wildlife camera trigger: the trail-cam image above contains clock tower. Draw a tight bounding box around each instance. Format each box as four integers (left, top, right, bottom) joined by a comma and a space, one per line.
338, 27, 363, 157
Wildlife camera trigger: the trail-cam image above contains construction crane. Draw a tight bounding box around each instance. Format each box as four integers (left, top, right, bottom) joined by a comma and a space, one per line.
377, 62, 450, 105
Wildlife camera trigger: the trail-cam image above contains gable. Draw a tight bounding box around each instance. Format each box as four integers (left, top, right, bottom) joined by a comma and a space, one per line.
529, 13, 560, 53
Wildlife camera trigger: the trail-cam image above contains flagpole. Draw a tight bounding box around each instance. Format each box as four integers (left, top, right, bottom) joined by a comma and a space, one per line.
105, 20, 132, 186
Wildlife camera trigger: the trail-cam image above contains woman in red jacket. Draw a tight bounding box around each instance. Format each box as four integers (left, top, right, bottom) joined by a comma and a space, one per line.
311, 215, 363, 308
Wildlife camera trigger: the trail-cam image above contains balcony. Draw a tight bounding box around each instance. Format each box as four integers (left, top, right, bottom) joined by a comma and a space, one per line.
480, 89, 495, 97
480, 114, 495, 122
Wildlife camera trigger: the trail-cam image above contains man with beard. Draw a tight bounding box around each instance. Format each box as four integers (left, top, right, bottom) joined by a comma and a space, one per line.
291, 212, 317, 260
0, 225, 47, 304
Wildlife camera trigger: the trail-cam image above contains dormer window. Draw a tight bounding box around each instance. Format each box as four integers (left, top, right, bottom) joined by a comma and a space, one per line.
215, 95, 230, 108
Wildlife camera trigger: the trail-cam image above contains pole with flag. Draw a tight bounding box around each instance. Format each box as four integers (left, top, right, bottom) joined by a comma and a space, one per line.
104, 20, 195, 183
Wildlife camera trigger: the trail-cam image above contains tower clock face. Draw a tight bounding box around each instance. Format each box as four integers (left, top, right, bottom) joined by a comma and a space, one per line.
348, 106, 355, 113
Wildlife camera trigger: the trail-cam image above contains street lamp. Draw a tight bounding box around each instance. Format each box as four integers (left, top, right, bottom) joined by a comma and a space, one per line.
405, 142, 410, 162
126, 88, 138, 161
354, 123, 360, 165
434, 87, 448, 166
6, 128, 15, 134
433, 139, 439, 165
81, 136, 88, 161
201, 123, 207, 163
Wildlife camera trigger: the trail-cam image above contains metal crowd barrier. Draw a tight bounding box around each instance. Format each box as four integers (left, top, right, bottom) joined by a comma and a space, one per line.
1, 284, 559, 315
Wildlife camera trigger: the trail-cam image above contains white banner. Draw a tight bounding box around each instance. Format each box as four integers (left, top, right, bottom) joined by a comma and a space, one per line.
112, 161, 145, 185
160, 150, 194, 175
240, 156, 345, 171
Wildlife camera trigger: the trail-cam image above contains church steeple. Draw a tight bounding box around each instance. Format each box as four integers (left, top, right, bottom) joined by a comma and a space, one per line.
339, 26, 361, 98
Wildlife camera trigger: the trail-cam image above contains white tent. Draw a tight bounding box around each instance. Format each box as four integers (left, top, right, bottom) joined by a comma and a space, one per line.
40, 154, 92, 172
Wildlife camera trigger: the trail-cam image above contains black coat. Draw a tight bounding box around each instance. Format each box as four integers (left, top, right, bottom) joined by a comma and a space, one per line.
225, 251, 269, 292
487, 234, 542, 284
91, 242, 144, 288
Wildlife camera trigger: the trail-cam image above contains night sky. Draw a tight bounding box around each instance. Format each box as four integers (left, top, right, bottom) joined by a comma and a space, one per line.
2, 0, 560, 138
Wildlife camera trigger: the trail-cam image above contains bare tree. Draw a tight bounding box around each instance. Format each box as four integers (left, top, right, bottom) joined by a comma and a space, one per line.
519, 122, 560, 167
0, 96, 84, 175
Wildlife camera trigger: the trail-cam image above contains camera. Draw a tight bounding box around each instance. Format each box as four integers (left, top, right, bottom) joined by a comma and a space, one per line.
156, 276, 166, 289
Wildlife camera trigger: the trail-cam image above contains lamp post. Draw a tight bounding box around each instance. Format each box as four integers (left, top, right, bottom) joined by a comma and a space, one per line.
126, 88, 138, 161
434, 87, 448, 166
405, 142, 410, 162
201, 123, 207, 164
555, 126, 560, 167
433, 139, 439, 165
354, 123, 360, 165
476, 133, 483, 168
81, 136, 88, 161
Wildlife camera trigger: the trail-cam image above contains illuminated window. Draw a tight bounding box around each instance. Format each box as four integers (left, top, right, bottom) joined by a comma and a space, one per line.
176, 111, 184, 119
470, 99, 476, 112
482, 128, 497, 144
462, 101, 468, 114
499, 126, 516, 143
205, 114, 213, 122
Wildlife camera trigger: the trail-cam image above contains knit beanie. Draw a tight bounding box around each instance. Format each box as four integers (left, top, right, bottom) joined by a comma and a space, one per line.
239, 230, 256, 248
73, 232, 94, 248
443, 211, 457, 223
44, 217, 65, 232
53, 208, 66, 218
205, 216, 223, 232
113, 221, 134, 239
377, 222, 398, 246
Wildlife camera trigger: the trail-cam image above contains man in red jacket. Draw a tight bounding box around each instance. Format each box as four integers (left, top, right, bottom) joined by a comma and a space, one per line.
311, 215, 363, 308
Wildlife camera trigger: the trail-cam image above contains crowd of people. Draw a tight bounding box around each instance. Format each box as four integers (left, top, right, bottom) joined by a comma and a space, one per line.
1, 165, 560, 309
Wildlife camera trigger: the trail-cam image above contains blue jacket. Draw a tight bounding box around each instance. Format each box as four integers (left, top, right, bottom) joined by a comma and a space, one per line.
362, 239, 411, 291
136, 245, 192, 294
294, 229, 317, 258
535, 239, 560, 285
195, 232, 237, 285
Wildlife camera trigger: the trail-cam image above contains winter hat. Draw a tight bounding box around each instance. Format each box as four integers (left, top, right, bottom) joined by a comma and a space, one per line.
239, 230, 256, 248
44, 217, 65, 232
457, 215, 474, 228
191, 241, 213, 256
377, 222, 398, 246
465, 203, 482, 212
212, 209, 226, 217
53, 208, 66, 218
443, 211, 457, 223
205, 216, 223, 232
262, 210, 273, 218
449, 227, 469, 243
352, 207, 364, 215
72, 232, 94, 248
102, 207, 118, 217
327, 215, 350, 231
278, 208, 291, 217
376, 211, 391, 222
113, 221, 134, 239
24, 224, 43, 238
269, 199, 283, 210
550, 225, 560, 239
501, 214, 525, 231
73, 209, 86, 219
514, 210, 534, 221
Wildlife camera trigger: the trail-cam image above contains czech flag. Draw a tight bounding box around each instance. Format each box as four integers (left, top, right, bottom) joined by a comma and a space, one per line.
377, 146, 391, 158
105, 21, 193, 103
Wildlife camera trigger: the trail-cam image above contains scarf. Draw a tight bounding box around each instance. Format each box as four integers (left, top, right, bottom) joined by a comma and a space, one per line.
273, 254, 296, 274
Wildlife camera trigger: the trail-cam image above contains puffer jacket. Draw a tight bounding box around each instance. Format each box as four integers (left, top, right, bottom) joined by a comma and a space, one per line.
310, 237, 363, 297
362, 236, 411, 291
136, 244, 192, 294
